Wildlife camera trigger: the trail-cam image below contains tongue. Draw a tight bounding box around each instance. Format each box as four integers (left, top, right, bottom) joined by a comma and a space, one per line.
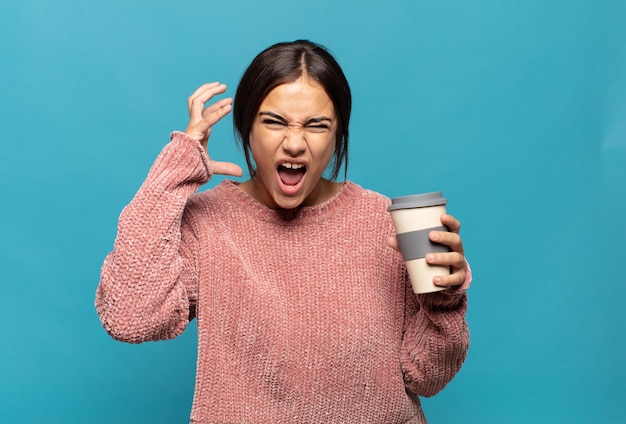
278, 167, 305, 186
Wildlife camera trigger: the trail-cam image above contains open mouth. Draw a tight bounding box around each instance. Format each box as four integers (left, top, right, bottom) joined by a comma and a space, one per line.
277, 162, 306, 188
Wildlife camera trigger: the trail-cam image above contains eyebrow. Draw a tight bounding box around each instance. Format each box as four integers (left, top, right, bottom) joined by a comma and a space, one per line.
259, 111, 333, 125
259, 111, 288, 124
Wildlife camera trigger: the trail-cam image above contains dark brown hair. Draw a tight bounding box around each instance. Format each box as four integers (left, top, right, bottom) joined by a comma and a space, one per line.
233, 40, 351, 180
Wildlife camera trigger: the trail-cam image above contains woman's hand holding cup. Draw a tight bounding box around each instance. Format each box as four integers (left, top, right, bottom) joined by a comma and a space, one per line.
387, 213, 466, 290
425, 213, 466, 288
387, 192, 467, 293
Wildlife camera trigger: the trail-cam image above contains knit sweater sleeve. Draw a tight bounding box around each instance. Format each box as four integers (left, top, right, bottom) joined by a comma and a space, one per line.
95, 131, 211, 343
400, 281, 470, 397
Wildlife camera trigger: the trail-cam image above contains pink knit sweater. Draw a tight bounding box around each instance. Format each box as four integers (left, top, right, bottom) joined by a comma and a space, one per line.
95, 131, 470, 423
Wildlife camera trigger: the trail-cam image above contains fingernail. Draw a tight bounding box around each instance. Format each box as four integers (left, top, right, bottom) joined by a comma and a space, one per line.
430, 231, 438, 241
426, 254, 434, 263
433, 277, 441, 285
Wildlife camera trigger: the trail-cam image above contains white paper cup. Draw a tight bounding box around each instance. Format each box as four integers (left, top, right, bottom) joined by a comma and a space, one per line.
388, 192, 451, 294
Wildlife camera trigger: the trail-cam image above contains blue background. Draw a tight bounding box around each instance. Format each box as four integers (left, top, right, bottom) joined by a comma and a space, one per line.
2, 0, 625, 422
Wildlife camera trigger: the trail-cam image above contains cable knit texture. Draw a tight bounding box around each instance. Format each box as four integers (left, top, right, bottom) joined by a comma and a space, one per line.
95, 131, 470, 423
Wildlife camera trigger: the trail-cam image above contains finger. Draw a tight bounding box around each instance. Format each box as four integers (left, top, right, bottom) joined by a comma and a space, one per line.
189, 81, 221, 98
188, 83, 228, 121
188, 87, 227, 123
210, 160, 244, 177
440, 213, 461, 233
428, 250, 466, 288
386, 235, 399, 251
187, 82, 222, 112
433, 266, 466, 288
425, 251, 465, 271
429, 230, 464, 254
201, 98, 233, 126
185, 102, 233, 146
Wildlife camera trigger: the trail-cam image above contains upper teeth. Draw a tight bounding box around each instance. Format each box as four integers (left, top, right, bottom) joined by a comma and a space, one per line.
282, 163, 304, 169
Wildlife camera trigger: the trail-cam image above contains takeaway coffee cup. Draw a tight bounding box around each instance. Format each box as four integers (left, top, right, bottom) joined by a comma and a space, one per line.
388, 192, 451, 294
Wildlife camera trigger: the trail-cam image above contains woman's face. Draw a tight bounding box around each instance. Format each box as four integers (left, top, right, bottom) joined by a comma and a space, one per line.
245, 76, 337, 209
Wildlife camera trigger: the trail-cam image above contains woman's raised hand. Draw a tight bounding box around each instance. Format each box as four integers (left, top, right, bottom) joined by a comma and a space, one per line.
185, 82, 243, 177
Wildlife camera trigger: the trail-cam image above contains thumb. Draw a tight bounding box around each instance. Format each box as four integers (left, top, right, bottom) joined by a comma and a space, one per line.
210, 160, 244, 177
387, 235, 399, 251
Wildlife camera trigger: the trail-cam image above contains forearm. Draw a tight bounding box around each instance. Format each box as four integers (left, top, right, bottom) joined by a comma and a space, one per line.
95, 132, 209, 343
401, 288, 470, 397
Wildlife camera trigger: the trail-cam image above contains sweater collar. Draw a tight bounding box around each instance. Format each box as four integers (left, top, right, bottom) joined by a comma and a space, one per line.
217, 180, 361, 225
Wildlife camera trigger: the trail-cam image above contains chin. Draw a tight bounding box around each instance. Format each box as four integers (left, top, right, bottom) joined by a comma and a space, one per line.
273, 195, 306, 210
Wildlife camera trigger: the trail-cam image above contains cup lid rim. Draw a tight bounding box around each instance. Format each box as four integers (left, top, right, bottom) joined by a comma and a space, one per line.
387, 191, 448, 211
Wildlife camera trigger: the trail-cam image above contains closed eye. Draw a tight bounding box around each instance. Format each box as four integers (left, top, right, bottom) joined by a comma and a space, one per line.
262, 119, 288, 129
258, 111, 333, 133
304, 123, 330, 133
304, 117, 332, 132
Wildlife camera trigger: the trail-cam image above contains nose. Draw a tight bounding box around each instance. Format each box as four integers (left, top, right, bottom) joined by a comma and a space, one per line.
282, 127, 306, 155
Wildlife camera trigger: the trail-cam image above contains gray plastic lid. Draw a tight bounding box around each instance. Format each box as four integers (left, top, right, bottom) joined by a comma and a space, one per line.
387, 191, 447, 211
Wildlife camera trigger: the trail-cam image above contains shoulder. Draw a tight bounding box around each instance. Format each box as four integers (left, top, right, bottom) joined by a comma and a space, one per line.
183, 180, 235, 220
344, 181, 391, 209
340, 182, 393, 230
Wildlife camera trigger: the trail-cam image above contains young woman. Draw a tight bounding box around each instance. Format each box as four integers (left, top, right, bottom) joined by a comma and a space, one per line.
96, 40, 471, 423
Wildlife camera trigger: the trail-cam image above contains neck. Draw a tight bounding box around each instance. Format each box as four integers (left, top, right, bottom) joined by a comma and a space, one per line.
238, 177, 343, 210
